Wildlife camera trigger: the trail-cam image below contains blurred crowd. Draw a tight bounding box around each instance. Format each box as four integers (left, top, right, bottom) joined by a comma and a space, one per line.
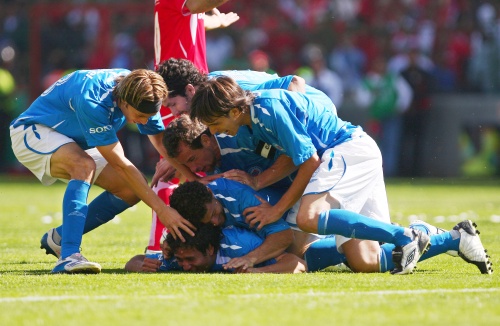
2, 0, 500, 175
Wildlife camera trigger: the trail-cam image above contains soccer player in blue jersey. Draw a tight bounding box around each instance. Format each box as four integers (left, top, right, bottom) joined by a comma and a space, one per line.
169, 179, 294, 270
9, 69, 195, 274
125, 224, 305, 273
189, 76, 493, 275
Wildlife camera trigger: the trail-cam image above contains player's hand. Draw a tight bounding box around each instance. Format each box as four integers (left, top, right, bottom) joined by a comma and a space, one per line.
141, 257, 161, 272
157, 207, 196, 242
211, 8, 240, 28
151, 158, 177, 188
243, 195, 282, 230
222, 169, 257, 190
223, 255, 256, 272
199, 173, 223, 185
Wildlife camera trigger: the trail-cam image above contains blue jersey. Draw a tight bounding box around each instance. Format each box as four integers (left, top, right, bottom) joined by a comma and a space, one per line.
207, 178, 290, 238
10, 69, 165, 150
209, 70, 337, 114
157, 225, 275, 272
209, 70, 307, 189
249, 89, 360, 165
213, 129, 295, 190
209, 70, 279, 89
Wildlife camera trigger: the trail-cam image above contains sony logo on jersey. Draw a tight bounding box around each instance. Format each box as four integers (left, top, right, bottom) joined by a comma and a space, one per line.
89, 125, 113, 134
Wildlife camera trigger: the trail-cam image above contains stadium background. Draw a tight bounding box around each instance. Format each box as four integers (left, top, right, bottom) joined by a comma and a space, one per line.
1, 0, 500, 178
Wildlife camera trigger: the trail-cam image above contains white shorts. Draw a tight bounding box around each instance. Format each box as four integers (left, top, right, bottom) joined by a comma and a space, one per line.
10, 124, 108, 185
303, 131, 391, 251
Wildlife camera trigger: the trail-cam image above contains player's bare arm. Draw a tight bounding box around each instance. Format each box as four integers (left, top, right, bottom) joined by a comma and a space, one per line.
244, 154, 321, 229
246, 253, 306, 274
204, 8, 239, 30
222, 155, 297, 191
186, 0, 231, 14
223, 228, 293, 270
96, 141, 195, 240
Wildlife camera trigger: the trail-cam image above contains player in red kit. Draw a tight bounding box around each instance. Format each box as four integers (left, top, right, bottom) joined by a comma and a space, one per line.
147, 0, 238, 254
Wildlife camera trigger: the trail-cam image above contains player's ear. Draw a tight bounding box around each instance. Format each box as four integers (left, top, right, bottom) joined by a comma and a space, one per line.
186, 84, 196, 99
200, 132, 211, 147
206, 244, 215, 256
229, 107, 242, 119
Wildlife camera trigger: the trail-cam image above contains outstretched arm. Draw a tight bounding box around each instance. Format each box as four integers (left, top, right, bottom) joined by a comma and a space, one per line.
222, 155, 297, 191
223, 228, 293, 271
97, 141, 195, 240
186, 0, 231, 14
244, 153, 321, 229
125, 255, 161, 273
204, 8, 239, 30
245, 253, 306, 274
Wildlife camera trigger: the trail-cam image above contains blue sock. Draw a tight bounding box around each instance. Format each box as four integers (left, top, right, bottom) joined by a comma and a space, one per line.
317, 209, 412, 246
378, 232, 460, 272
61, 180, 90, 259
83, 191, 131, 233
379, 244, 395, 272
420, 232, 459, 260
304, 236, 346, 272
55, 191, 131, 238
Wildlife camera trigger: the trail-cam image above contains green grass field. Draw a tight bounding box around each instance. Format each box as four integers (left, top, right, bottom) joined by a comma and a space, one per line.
1, 175, 499, 325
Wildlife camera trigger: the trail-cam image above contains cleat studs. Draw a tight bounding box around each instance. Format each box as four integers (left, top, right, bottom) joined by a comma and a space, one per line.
472, 222, 477, 227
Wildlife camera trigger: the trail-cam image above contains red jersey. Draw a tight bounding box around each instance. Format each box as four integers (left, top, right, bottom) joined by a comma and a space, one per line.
154, 0, 209, 126
154, 0, 209, 73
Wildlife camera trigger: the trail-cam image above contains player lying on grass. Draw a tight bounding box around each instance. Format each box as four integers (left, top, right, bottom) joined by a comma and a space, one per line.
10, 69, 194, 274
167, 180, 494, 274
190, 76, 494, 274
169, 178, 294, 270
125, 224, 306, 273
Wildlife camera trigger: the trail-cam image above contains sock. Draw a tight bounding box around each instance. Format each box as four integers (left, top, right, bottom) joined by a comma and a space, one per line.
378, 230, 461, 272
61, 180, 90, 259
317, 209, 413, 246
304, 236, 346, 272
379, 244, 395, 272
83, 191, 131, 233
147, 181, 178, 251
55, 191, 131, 241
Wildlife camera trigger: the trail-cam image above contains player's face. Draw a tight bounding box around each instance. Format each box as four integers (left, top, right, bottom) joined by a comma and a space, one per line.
176, 141, 219, 173
203, 115, 240, 136
164, 95, 189, 116
122, 102, 154, 124
201, 198, 225, 226
174, 247, 213, 272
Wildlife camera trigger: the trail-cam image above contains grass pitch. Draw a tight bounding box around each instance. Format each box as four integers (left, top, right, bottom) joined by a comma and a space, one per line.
0, 175, 499, 325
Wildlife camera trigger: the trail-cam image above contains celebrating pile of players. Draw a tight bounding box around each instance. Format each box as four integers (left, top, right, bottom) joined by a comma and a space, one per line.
9, 0, 492, 275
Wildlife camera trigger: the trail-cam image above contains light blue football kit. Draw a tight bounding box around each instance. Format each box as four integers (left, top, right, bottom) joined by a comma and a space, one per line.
208, 69, 339, 191
226, 88, 415, 269
10, 69, 164, 264
11, 69, 164, 150
157, 225, 276, 272
206, 178, 290, 238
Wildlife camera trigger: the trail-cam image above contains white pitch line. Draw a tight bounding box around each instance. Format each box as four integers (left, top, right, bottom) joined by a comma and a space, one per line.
1, 288, 499, 303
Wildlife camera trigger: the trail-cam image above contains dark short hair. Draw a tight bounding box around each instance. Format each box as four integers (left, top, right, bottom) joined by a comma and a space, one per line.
169, 181, 213, 224
190, 76, 254, 124
163, 115, 211, 158
165, 223, 222, 257
156, 58, 208, 97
